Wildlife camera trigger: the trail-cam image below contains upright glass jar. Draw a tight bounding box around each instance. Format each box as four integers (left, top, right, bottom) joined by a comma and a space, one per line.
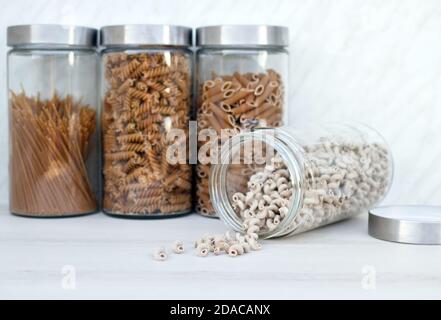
100, 25, 193, 217
7, 25, 99, 217
196, 25, 289, 217
210, 123, 394, 239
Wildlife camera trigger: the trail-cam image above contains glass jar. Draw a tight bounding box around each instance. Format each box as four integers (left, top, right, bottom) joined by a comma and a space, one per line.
100, 25, 193, 217
7, 25, 99, 217
195, 25, 289, 217
210, 123, 394, 239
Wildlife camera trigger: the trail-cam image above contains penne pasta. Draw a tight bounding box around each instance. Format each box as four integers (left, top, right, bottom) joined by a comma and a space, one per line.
196, 69, 285, 217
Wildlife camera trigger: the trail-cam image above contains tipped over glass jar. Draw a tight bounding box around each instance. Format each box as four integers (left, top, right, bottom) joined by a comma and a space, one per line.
210, 123, 394, 239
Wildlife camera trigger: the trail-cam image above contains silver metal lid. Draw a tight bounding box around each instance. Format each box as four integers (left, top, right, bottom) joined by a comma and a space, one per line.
196, 25, 289, 47
7, 24, 98, 48
369, 206, 441, 245
100, 25, 192, 47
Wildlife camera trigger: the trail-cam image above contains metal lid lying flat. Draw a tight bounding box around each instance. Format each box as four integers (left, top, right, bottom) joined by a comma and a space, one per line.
196, 25, 289, 47
7, 24, 98, 48
369, 205, 441, 245
100, 25, 192, 47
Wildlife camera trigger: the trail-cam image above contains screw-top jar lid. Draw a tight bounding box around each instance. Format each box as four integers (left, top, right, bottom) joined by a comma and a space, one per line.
7, 24, 98, 48
100, 25, 192, 47
196, 25, 289, 47
369, 205, 441, 245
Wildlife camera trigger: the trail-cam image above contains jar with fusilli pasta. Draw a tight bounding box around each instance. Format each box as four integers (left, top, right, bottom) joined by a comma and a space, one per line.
7, 25, 99, 217
195, 25, 289, 217
100, 25, 193, 217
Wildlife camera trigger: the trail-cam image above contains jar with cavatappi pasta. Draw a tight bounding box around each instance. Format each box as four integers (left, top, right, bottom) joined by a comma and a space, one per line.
7, 25, 99, 217
195, 25, 289, 217
210, 123, 394, 239
100, 25, 193, 217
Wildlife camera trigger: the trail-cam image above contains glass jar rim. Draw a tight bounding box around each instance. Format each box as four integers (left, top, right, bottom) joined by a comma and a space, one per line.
210, 127, 306, 239
100, 24, 192, 47
196, 25, 289, 47
7, 24, 98, 49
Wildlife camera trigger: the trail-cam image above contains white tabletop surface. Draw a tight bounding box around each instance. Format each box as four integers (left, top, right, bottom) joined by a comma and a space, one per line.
1, 205, 440, 300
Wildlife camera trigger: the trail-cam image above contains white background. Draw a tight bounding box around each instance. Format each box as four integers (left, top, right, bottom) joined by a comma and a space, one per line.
1, 0, 440, 205
1, 0, 441, 300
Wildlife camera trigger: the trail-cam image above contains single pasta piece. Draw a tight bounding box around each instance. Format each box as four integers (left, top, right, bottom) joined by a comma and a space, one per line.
172, 241, 185, 254
196, 244, 210, 257
152, 247, 168, 261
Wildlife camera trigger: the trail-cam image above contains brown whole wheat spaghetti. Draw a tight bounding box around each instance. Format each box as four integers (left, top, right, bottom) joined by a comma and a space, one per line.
9, 92, 97, 216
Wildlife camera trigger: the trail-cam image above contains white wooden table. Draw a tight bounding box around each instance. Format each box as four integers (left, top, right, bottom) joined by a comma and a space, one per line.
0, 205, 440, 300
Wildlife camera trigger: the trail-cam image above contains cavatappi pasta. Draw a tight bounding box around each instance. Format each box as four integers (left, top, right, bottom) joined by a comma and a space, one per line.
10, 92, 97, 216
196, 70, 285, 217
102, 51, 192, 216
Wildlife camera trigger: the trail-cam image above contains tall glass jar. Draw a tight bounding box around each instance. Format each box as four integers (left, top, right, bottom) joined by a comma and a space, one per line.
7, 25, 99, 217
196, 25, 289, 217
210, 123, 394, 239
100, 25, 193, 218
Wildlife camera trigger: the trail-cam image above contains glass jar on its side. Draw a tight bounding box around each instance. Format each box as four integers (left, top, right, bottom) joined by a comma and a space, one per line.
210, 123, 394, 239
196, 25, 289, 217
100, 25, 193, 217
7, 25, 99, 217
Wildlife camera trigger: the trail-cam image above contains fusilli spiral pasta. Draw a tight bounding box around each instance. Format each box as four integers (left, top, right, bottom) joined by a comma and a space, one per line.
103, 51, 192, 216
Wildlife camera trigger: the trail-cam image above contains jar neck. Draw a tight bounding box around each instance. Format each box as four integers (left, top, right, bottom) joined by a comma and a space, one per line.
9, 45, 96, 51
197, 46, 288, 52
101, 46, 191, 52
211, 127, 307, 239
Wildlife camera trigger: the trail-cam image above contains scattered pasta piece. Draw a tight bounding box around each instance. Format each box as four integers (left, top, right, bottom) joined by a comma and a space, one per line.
153, 247, 168, 261
172, 241, 184, 254
196, 244, 210, 257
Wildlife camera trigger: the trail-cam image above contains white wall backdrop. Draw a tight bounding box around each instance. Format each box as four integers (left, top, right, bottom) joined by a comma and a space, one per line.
0, 0, 440, 206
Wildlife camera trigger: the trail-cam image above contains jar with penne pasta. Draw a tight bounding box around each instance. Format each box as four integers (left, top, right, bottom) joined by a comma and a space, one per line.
7, 25, 99, 217
195, 25, 289, 217
100, 25, 193, 217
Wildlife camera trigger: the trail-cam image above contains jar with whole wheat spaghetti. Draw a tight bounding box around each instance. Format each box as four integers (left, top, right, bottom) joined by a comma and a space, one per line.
100, 25, 193, 217
195, 25, 289, 217
7, 25, 99, 217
